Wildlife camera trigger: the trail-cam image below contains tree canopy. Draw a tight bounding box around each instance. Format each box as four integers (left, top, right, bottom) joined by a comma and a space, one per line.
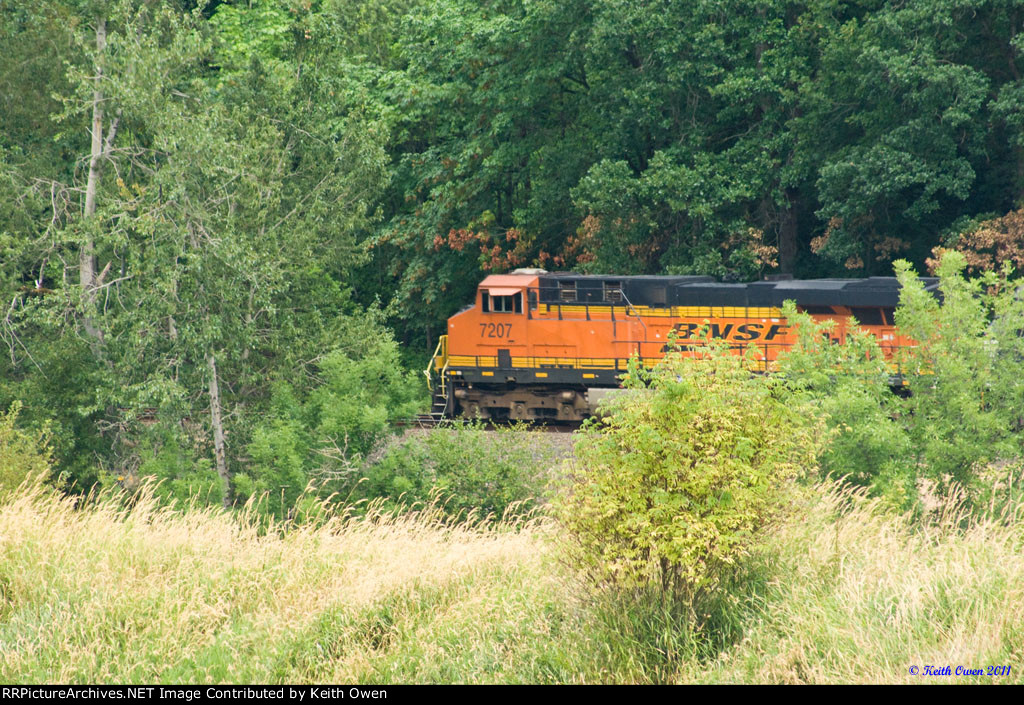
3, 0, 1024, 510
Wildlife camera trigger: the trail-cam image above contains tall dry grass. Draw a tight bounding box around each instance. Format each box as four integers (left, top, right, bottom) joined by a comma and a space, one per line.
701, 482, 1024, 684
0, 484, 570, 683
3, 478, 1024, 683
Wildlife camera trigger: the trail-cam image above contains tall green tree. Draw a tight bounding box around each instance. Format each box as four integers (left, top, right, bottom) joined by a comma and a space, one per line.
1, 0, 406, 508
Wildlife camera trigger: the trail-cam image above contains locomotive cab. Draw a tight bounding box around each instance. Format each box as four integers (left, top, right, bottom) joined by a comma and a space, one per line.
430, 271, 594, 421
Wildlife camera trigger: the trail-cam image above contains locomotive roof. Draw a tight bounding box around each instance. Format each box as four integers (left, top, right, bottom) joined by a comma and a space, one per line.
531, 272, 940, 308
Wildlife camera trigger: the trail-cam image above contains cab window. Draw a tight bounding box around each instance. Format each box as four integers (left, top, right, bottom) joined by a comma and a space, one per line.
482, 291, 522, 313
490, 293, 522, 313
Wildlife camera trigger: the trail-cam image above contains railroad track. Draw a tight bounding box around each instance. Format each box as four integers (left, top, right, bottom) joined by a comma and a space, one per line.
394, 415, 579, 432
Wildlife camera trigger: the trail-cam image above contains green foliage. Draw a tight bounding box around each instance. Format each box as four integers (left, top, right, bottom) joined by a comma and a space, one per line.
775, 252, 1024, 508
0, 326, 107, 490
135, 428, 222, 508
1, 0, 401, 509
0, 402, 51, 496
210, 0, 294, 68
358, 422, 557, 520
775, 302, 915, 503
235, 418, 309, 517
894, 252, 1024, 491
558, 344, 822, 608
420, 422, 551, 519
309, 340, 422, 462
225, 329, 420, 518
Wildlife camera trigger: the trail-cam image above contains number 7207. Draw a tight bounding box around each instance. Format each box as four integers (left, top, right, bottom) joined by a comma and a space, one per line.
480, 323, 512, 338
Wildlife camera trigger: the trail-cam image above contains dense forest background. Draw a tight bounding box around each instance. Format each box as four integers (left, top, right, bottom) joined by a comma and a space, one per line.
4, 0, 1024, 507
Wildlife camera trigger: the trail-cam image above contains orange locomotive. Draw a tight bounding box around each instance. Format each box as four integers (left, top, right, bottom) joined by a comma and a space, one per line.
426, 269, 937, 421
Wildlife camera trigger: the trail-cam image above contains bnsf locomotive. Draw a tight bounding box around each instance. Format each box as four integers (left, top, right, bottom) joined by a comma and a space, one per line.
426, 269, 938, 421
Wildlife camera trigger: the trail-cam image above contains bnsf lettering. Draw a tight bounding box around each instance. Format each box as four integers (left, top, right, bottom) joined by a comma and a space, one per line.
734, 323, 760, 342
667, 322, 788, 343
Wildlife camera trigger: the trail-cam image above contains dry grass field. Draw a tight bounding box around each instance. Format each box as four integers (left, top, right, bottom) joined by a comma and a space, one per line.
701, 483, 1024, 684
1, 479, 1022, 683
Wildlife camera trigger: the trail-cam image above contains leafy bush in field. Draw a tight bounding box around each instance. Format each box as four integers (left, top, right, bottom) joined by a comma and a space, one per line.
135, 428, 223, 508
894, 253, 1024, 490
226, 331, 421, 518
775, 302, 915, 503
235, 418, 308, 516
308, 340, 423, 461
775, 251, 1024, 508
0, 401, 51, 496
0, 333, 107, 490
359, 422, 558, 520
557, 345, 822, 610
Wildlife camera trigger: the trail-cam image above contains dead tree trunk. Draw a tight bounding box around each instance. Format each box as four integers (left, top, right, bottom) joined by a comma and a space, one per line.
81, 16, 119, 347
81, 17, 105, 288
207, 352, 231, 508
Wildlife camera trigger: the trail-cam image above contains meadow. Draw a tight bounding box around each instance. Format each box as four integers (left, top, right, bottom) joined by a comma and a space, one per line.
2, 475, 1021, 684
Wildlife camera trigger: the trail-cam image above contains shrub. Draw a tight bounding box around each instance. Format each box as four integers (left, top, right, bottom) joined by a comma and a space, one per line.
894, 252, 1024, 492
235, 417, 308, 518
775, 302, 915, 504
309, 340, 422, 461
774, 252, 1024, 509
557, 344, 822, 611
227, 331, 421, 518
0, 401, 51, 496
134, 428, 222, 507
359, 422, 559, 520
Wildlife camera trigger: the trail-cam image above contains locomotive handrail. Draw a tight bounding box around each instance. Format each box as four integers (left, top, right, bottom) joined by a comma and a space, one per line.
616, 288, 648, 343
440, 359, 450, 404
425, 335, 449, 391
445, 340, 918, 375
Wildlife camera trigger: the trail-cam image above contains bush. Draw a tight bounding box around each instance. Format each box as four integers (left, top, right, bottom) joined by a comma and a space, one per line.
774, 302, 915, 504
134, 428, 222, 507
557, 344, 822, 611
0, 401, 51, 496
773, 252, 1024, 509
894, 253, 1024, 492
235, 417, 309, 517
358, 422, 559, 520
228, 331, 421, 518
309, 338, 423, 462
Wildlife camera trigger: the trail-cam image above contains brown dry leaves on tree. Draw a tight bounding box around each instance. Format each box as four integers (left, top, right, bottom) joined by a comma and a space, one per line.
930, 209, 1024, 274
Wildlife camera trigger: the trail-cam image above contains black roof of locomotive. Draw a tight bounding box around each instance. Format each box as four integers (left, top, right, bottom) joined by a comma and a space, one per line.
535, 273, 940, 309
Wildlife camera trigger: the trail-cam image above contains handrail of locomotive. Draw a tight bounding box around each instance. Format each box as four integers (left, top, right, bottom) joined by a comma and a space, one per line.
444, 341, 916, 376
616, 288, 648, 340
425, 335, 448, 393
523, 286, 649, 337
440, 360, 450, 403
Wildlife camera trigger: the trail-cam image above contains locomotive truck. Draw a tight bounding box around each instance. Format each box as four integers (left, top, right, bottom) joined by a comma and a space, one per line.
425, 269, 938, 421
